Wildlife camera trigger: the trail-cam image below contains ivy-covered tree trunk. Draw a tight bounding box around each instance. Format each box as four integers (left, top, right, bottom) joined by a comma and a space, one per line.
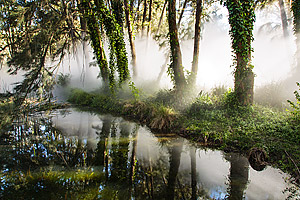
225, 0, 255, 106
124, 0, 138, 78
291, 0, 300, 73
168, 0, 187, 91
80, 0, 109, 85
190, 0, 203, 86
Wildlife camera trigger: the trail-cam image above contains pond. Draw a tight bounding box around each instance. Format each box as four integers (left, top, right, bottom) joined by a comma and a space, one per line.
0, 108, 297, 199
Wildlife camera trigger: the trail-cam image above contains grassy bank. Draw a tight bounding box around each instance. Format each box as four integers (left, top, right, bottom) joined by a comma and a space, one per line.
68, 88, 300, 187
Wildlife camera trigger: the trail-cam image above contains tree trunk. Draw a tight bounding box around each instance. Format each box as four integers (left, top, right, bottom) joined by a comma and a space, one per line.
80, 0, 109, 84
147, 0, 153, 37
177, 0, 188, 27
226, 0, 255, 106
166, 138, 184, 200
190, 0, 202, 86
141, 0, 147, 36
156, 0, 168, 35
124, 0, 138, 78
157, 54, 169, 83
190, 146, 197, 200
279, 0, 289, 38
227, 153, 249, 200
291, 0, 300, 73
168, 0, 187, 91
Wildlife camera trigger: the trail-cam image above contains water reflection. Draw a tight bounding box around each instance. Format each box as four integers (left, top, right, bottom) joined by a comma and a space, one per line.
0, 108, 298, 199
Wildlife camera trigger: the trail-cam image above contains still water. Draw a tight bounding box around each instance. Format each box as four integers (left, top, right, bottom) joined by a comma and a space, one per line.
0, 108, 297, 199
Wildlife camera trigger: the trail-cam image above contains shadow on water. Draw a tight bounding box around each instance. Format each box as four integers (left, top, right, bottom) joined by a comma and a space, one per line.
0, 108, 298, 199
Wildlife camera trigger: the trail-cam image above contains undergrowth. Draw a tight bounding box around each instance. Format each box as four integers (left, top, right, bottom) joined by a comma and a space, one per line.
67, 87, 300, 185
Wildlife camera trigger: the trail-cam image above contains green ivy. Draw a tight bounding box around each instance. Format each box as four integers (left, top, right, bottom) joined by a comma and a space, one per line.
223, 0, 255, 71
222, 0, 256, 105
291, 0, 300, 35
80, 0, 130, 93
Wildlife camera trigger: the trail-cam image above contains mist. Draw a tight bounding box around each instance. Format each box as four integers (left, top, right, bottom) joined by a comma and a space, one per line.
0, 3, 298, 105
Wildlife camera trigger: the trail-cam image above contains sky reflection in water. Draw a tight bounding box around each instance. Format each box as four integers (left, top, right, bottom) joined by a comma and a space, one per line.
0, 108, 296, 200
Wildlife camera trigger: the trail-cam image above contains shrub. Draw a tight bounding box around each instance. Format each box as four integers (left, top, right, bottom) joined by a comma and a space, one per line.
287, 82, 300, 121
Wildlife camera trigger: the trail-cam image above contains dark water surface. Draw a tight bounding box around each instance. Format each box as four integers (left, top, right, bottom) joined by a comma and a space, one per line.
0, 108, 297, 199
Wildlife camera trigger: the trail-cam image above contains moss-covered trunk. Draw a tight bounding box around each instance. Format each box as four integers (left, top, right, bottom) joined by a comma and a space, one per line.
226, 0, 255, 106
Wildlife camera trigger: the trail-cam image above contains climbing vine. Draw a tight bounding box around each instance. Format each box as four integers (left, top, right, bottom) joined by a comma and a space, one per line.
222, 0, 256, 105
223, 0, 255, 70
94, 0, 129, 87
80, 0, 109, 84
80, 0, 129, 92
291, 0, 300, 35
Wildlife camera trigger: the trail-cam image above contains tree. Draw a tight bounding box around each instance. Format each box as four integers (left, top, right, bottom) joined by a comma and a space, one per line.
190, 0, 203, 86
279, 0, 289, 37
124, 0, 138, 78
168, 0, 187, 91
0, 0, 130, 100
224, 0, 256, 106
291, 0, 300, 73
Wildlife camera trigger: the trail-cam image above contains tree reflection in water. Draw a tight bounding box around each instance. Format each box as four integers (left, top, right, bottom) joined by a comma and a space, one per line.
0, 109, 297, 199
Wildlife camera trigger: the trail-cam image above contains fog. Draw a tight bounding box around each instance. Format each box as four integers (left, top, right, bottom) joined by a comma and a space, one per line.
0, 3, 298, 104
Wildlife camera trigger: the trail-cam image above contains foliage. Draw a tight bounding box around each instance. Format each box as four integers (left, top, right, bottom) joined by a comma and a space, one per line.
0, 0, 130, 101
291, 0, 300, 34
57, 73, 71, 87
128, 81, 140, 100
288, 82, 300, 121
222, 0, 256, 105
0, 0, 82, 102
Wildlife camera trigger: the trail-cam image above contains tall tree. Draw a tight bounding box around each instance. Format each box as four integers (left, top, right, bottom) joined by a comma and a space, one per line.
168, 0, 187, 91
177, 0, 189, 27
141, 0, 147, 36
166, 138, 184, 199
0, 0, 130, 100
147, 0, 153, 37
226, 153, 249, 199
224, 0, 256, 105
124, 0, 138, 78
79, 0, 109, 85
291, 0, 300, 73
190, 0, 203, 86
279, 0, 289, 37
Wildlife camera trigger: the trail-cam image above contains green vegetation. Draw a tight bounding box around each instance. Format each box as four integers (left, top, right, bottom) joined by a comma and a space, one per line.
68, 87, 300, 184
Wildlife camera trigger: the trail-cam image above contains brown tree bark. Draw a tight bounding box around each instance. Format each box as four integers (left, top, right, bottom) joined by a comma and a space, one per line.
190, 146, 197, 200
177, 0, 188, 27
166, 138, 184, 200
147, 0, 153, 37
226, 153, 249, 200
279, 0, 289, 37
190, 0, 203, 86
156, 0, 168, 35
141, 0, 147, 36
168, 0, 187, 91
124, 0, 138, 78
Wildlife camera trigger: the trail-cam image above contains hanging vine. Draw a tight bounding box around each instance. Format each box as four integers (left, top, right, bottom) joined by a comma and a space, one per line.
94, 0, 129, 87
80, 0, 109, 85
80, 0, 129, 92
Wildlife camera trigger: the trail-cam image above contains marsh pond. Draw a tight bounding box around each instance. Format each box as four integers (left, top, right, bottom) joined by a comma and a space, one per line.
0, 108, 297, 199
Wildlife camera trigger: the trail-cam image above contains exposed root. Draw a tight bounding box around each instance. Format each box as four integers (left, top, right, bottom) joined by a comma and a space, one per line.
248, 147, 268, 171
